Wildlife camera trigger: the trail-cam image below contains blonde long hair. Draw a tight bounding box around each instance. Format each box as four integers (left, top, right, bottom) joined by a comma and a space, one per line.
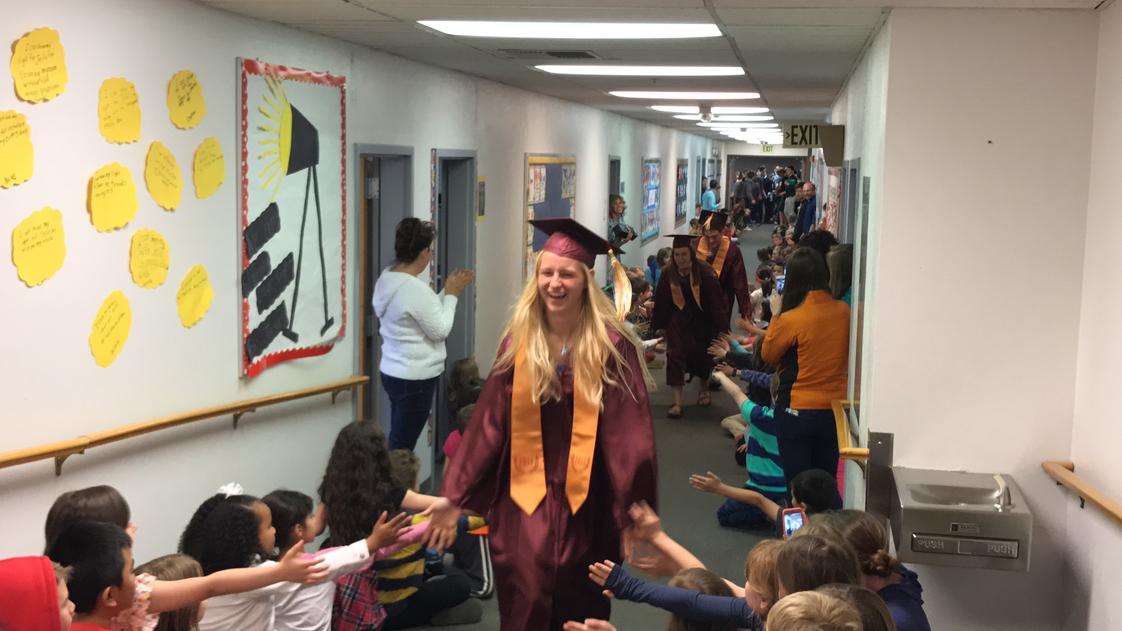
494, 253, 654, 405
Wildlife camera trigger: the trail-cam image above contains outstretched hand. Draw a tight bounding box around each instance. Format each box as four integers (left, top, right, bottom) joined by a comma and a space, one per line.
627, 501, 662, 542
587, 560, 617, 599
689, 471, 723, 494
708, 337, 731, 360
276, 542, 330, 585
366, 511, 412, 552
420, 497, 460, 550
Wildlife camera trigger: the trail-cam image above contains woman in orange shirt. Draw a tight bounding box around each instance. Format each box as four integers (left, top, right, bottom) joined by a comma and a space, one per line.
760, 247, 850, 483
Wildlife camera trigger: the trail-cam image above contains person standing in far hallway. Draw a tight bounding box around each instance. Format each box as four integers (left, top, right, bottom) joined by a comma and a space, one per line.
607, 194, 637, 253
374, 218, 475, 451
701, 179, 720, 212
794, 182, 818, 242
652, 234, 729, 418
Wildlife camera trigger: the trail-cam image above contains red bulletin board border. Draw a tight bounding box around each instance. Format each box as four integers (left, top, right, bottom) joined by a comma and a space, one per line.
239, 59, 347, 379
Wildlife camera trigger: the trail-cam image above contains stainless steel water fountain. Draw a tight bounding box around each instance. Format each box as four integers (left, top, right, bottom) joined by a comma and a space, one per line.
890, 467, 1033, 572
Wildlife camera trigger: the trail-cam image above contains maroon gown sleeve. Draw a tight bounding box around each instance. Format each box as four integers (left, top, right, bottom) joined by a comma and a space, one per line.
727, 246, 752, 319
599, 335, 658, 530
651, 271, 672, 333
701, 270, 730, 337
440, 355, 512, 516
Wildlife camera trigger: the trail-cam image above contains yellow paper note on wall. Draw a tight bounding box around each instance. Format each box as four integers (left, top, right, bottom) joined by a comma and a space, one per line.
177, 264, 214, 328
98, 78, 141, 144
168, 70, 206, 129
193, 137, 224, 199
0, 111, 33, 188
145, 141, 182, 210
129, 229, 169, 289
88, 163, 139, 231
11, 207, 65, 287
90, 290, 131, 367
10, 28, 67, 103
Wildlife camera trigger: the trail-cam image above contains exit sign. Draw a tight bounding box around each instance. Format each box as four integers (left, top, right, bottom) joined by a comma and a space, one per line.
781, 122, 845, 165
760, 143, 774, 154
784, 123, 825, 147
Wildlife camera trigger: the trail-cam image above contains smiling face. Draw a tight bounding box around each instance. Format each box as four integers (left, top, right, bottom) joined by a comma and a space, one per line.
537, 250, 587, 317
610, 196, 625, 219
672, 246, 693, 274
703, 228, 722, 251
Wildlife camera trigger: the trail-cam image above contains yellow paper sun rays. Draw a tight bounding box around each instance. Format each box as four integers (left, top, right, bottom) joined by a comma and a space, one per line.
257, 75, 293, 202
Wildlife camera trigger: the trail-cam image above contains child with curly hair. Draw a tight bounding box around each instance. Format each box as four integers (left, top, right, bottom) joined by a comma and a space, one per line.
180, 486, 410, 631
318, 420, 462, 631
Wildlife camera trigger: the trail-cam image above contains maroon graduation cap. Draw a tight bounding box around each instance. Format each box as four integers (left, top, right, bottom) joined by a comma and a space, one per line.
698, 210, 728, 232
530, 217, 624, 268
667, 233, 696, 249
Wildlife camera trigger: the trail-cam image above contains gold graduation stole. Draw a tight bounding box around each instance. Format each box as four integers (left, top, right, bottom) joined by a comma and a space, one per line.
510, 343, 601, 515
669, 270, 702, 311
695, 236, 730, 278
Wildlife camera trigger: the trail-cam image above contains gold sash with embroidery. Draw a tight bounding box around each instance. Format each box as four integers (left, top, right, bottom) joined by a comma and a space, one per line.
669, 271, 702, 311
510, 343, 600, 515
695, 236, 730, 279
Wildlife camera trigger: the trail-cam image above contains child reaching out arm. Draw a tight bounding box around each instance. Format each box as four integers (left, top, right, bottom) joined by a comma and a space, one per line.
625, 502, 745, 598
689, 472, 782, 523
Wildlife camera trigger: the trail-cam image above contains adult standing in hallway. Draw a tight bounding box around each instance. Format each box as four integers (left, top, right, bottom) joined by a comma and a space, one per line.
694, 210, 752, 322
653, 234, 729, 418
760, 247, 849, 483
374, 217, 475, 450
441, 218, 657, 631
701, 179, 720, 212
794, 182, 819, 241
607, 194, 637, 252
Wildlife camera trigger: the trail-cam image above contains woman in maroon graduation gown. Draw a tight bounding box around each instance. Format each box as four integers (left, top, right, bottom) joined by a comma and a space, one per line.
652, 234, 729, 418
441, 218, 658, 631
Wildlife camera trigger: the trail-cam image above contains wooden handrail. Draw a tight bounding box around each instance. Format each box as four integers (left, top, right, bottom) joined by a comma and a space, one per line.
832, 399, 869, 461
1042, 460, 1122, 529
0, 375, 368, 476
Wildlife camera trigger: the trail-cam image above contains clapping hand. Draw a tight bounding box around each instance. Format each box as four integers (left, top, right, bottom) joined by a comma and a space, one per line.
689, 471, 724, 494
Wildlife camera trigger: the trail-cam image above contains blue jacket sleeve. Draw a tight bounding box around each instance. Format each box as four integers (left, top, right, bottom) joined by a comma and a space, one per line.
604, 564, 761, 627
738, 368, 772, 390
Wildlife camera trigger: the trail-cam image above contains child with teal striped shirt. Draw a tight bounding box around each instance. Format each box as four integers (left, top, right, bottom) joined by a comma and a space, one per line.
703, 370, 787, 530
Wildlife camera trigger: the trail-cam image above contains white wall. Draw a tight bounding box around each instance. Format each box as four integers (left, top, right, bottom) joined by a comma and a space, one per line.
1065, 2, 1122, 628
857, 9, 1098, 630
0, 0, 719, 561
829, 16, 892, 510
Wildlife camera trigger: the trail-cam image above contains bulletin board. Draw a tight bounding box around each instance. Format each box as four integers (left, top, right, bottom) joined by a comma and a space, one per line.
524, 153, 576, 277
675, 160, 688, 226
641, 158, 661, 241
238, 59, 347, 378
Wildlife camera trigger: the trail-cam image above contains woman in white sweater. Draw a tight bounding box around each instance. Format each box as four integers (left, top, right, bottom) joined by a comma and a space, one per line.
373, 218, 474, 450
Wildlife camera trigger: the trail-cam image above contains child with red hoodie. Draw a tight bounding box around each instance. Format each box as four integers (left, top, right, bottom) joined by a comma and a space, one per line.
0, 555, 75, 631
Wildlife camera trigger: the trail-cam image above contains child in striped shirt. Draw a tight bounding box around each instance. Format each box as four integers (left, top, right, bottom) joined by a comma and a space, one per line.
705, 370, 786, 530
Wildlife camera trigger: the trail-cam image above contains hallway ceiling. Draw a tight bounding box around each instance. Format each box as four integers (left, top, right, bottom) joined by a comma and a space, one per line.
193, 0, 1102, 141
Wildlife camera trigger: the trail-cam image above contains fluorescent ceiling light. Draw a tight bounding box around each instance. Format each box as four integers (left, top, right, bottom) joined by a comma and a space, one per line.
650, 105, 770, 114
697, 122, 778, 128
612, 91, 759, 100
674, 114, 773, 122
418, 21, 722, 39
535, 65, 743, 76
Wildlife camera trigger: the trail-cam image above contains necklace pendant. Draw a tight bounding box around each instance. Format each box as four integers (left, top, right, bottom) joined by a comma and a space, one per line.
560, 344, 570, 357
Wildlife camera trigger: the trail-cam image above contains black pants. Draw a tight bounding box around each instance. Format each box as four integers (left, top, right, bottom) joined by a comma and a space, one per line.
384, 573, 472, 629
775, 407, 838, 483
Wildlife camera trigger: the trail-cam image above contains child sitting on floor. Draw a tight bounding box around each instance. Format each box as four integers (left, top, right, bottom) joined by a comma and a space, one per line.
180, 485, 409, 631
46, 521, 136, 631
708, 369, 786, 530
588, 538, 783, 631
0, 555, 74, 631
766, 591, 861, 631
133, 555, 203, 631
689, 469, 841, 538
44, 485, 328, 631
378, 450, 481, 629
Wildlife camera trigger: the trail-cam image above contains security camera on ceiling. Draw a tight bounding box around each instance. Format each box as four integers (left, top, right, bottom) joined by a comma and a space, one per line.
699, 105, 712, 123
